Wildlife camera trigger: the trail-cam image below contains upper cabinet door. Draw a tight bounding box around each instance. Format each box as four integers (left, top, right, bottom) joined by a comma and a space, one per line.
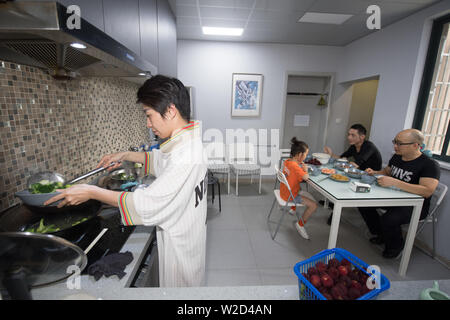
139, 0, 159, 68
103, 0, 141, 55
57, 0, 105, 32
157, 0, 177, 77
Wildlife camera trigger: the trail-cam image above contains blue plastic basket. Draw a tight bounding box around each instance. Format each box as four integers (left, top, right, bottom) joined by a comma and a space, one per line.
293, 248, 390, 300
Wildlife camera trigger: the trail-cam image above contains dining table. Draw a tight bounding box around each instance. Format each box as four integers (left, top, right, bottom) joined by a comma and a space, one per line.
306, 165, 424, 277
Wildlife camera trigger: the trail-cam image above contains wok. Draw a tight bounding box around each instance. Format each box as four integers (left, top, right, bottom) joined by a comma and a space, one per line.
0, 200, 104, 244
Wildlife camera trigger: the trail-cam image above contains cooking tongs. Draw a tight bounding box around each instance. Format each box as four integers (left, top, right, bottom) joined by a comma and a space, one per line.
67, 162, 118, 184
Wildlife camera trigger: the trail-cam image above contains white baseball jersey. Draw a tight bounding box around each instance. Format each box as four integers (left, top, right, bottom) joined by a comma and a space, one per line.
117, 121, 208, 287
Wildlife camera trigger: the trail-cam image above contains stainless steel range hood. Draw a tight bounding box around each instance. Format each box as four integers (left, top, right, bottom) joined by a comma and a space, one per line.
0, 1, 157, 81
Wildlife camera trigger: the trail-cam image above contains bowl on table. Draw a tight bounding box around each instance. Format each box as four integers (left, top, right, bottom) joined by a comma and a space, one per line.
345, 167, 364, 179
312, 153, 331, 165
308, 165, 321, 176
334, 162, 355, 171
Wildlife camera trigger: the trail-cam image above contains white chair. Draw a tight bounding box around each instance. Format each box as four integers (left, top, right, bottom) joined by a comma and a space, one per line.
403, 182, 447, 259
228, 143, 261, 196
267, 165, 304, 240
274, 148, 291, 189
205, 142, 231, 194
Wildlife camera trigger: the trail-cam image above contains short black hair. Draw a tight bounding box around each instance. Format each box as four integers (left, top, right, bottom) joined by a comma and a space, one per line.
137, 75, 190, 121
290, 137, 309, 157
350, 124, 367, 136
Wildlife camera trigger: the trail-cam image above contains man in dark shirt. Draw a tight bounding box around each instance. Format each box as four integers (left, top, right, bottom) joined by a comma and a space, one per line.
323, 124, 383, 224
324, 123, 382, 171
360, 129, 440, 258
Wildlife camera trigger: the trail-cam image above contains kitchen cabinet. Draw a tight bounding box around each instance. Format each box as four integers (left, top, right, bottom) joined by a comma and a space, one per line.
157, 0, 177, 77
139, 0, 159, 69
103, 0, 141, 56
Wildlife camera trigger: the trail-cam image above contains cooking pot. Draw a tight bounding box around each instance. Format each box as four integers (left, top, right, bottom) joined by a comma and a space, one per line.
0, 200, 104, 242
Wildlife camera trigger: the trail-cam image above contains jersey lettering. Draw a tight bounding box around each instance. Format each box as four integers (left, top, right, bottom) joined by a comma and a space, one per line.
195, 173, 208, 208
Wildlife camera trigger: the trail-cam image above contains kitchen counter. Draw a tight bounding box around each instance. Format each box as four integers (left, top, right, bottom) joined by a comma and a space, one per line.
28, 224, 450, 300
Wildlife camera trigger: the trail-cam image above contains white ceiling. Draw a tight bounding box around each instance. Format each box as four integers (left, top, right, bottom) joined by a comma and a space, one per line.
168, 0, 443, 46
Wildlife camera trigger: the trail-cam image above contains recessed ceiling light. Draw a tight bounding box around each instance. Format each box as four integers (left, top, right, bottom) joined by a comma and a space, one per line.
202, 26, 244, 36
70, 42, 87, 49
298, 12, 353, 25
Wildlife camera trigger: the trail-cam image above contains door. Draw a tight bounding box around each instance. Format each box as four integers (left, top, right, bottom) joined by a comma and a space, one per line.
347, 78, 379, 139
282, 75, 331, 153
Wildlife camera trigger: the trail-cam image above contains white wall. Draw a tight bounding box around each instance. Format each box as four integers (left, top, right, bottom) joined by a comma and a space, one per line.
178, 40, 343, 138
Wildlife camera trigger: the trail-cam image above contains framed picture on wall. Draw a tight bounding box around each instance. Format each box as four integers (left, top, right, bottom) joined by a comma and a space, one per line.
231, 73, 263, 117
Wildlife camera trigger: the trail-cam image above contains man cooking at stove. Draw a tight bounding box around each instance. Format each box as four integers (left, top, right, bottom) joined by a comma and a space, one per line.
45, 75, 208, 287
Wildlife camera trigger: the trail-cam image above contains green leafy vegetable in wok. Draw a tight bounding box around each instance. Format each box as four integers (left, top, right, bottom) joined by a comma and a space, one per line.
29, 180, 72, 194
113, 173, 135, 181
25, 217, 90, 233
26, 218, 60, 233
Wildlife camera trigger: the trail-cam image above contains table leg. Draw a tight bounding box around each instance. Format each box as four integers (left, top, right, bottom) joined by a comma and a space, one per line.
399, 202, 423, 276
327, 203, 342, 249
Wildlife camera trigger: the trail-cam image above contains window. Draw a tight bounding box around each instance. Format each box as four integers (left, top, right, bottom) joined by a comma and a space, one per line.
413, 14, 450, 163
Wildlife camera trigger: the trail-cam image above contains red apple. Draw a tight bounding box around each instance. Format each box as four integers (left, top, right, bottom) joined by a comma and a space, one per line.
308, 266, 318, 276
315, 261, 328, 274
310, 274, 321, 288
351, 280, 362, 291
331, 285, 345, 300
338, 265, 348, 276
340, 275, 352, 287
328, 267, 340, 281
320, 273, 334, 288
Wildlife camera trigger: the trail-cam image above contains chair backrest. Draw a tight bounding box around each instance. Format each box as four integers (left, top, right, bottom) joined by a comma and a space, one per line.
228, 143, 256, 164
204, 142, 226, 163
429, 182, 448, 216
274, 165, 291, 192
279, 148, 291, 171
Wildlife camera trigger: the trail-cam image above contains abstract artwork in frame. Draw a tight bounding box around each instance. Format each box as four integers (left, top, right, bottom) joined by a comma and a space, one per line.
231, 73, 263, 117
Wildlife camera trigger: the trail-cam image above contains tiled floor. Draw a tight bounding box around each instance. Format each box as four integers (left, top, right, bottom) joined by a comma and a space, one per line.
204, 180, 450, 286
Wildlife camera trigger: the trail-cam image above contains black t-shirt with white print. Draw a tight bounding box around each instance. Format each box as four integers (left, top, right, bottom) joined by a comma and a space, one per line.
388, 153, 440, 218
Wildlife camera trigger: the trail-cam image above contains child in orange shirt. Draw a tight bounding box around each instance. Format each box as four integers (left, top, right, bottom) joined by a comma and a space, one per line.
280, 138, 318, 239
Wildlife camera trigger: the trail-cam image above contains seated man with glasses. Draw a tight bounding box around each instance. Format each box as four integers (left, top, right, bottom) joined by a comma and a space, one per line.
359, 129, 440, 258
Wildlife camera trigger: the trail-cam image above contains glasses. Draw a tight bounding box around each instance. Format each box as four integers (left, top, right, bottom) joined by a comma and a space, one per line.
392, 139, 416, 146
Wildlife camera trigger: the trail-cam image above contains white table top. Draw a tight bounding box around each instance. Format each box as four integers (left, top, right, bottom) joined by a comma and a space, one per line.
307, 168, 423, 201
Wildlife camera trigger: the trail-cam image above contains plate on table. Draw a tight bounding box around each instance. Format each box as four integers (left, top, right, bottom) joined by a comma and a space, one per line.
329, 174, 350, 183
321, 168, 336, 175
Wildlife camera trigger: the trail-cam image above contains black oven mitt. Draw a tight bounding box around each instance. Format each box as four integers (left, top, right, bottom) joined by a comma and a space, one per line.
87, 251, 134, 281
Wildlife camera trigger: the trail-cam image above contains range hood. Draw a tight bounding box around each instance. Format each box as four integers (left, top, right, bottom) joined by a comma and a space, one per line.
0, 1, 157, 81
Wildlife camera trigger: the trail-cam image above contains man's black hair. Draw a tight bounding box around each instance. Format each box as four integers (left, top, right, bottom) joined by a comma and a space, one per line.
350, 123, 367, 136
137, 75, 190, 122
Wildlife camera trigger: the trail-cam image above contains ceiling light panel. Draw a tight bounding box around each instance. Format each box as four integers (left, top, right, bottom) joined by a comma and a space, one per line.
298, 12, 353, 25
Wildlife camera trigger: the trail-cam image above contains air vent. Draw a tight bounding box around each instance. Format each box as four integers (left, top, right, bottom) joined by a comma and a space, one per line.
3, 40, 100, 72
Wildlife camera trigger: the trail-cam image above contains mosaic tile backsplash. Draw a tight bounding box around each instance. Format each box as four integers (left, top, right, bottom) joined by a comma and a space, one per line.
0, 60, 150, 211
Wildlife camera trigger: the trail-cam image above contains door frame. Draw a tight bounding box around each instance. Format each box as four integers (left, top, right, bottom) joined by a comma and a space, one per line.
279, 71, 335, 152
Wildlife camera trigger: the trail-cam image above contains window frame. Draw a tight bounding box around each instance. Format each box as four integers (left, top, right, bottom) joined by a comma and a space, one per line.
413, 13, 450, 163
